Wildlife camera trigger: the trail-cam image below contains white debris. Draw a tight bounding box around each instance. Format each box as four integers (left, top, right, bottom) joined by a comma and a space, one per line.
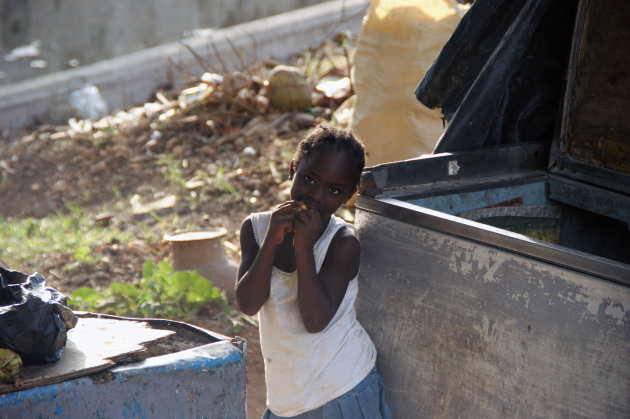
242, 146, 257, 156
69, 84, 109, 121
29, 59, 48, 69
4, 40, 42, 62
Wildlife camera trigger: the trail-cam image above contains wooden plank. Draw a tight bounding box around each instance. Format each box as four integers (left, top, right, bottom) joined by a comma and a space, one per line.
0, 317, 175, 394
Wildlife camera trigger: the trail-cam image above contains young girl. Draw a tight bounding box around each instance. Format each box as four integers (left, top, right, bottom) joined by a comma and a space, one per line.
235, 125, 391, 418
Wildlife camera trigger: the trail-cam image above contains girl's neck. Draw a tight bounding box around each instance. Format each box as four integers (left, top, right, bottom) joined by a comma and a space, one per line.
319, 215, 332, 233
273, 215, 332, 273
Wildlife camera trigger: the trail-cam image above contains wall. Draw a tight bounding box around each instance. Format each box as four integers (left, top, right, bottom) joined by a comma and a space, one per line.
0, 0, 325, 85
0, 0, 368, 133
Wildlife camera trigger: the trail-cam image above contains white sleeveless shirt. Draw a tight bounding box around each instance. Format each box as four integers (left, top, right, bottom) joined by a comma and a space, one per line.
249, 211, 376, 416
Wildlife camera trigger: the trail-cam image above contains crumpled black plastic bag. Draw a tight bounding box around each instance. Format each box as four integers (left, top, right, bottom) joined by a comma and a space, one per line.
0, 266, 78, 364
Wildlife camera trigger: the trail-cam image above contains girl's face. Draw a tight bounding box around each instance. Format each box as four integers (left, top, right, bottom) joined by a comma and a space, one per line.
289, 149, 358, 220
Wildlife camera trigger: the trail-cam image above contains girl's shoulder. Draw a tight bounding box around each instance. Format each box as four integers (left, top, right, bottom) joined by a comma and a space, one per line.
329, 215, 358, 240
331, 224, 359, 250
332, 224, 357, 243
325, 216, 360, 257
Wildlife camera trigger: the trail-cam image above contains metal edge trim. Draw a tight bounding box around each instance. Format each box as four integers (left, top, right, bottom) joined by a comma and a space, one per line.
360, 141, 550, 197
356, 195, 630, 286
553, 0, 588, 161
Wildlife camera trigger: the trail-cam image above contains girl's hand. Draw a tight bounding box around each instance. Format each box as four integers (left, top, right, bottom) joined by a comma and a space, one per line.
265, 201, 297, 246
292, 203, 322, 251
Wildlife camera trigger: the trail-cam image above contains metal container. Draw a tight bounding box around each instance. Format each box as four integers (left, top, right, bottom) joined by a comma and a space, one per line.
355, 0, 630, 417
0, 313, 246, 418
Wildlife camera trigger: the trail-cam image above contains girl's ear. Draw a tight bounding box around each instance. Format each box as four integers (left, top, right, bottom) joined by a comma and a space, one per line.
289, 160, 296, 180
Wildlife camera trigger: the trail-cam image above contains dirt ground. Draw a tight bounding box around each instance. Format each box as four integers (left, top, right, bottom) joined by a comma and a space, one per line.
0, 35, 355, 418
238, 322, 267, 417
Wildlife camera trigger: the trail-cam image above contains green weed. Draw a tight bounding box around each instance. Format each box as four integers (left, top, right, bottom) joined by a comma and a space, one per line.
0, 207, 131, 271
215, 166, 240, 198
156, 153, 186, 190
69, 260, 230, 320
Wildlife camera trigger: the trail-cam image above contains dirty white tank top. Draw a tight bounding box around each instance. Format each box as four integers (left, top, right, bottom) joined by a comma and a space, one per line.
249, 211, 376, 416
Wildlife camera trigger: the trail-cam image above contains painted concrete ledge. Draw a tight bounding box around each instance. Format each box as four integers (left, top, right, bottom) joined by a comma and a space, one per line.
0, 0, 368, 134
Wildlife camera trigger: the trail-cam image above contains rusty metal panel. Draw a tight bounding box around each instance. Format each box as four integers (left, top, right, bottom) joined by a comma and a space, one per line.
355, 208, 630, 418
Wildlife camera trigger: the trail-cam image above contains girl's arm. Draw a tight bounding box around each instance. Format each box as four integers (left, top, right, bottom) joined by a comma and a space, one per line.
235, 203, 296, 315
294, 220, 360, 333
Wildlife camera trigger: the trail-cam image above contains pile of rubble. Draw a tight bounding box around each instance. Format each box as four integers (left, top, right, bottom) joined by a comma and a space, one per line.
0, 35, 356, 291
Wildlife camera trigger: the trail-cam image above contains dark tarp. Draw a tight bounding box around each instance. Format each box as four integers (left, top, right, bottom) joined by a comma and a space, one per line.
416, 0, 579, 153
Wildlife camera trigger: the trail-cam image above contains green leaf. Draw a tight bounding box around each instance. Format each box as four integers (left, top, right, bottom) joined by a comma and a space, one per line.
142, 259, 157, 279
156, 260, 173, 275
61, 260, 230, 320
71, 287, 104, 301
185, 281, 212, 304
108, 282, 141, 299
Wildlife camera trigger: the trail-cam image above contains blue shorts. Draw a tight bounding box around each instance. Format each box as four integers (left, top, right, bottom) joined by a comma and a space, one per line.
262, 366, 392, 419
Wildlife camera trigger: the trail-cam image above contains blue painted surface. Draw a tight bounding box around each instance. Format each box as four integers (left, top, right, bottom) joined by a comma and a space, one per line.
0, 340, 246, 418
405, 180, 548, 215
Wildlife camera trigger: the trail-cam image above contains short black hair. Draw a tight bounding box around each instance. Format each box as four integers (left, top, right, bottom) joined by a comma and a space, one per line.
293, 125, 365, 185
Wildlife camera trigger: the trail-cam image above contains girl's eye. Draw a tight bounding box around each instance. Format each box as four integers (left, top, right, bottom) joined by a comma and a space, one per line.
303, 175, 314, 184
329, 187, 340, 195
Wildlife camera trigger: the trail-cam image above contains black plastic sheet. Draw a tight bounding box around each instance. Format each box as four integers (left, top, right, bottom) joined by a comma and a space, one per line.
0, 267, 77, 364
415, 0, 579, 153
